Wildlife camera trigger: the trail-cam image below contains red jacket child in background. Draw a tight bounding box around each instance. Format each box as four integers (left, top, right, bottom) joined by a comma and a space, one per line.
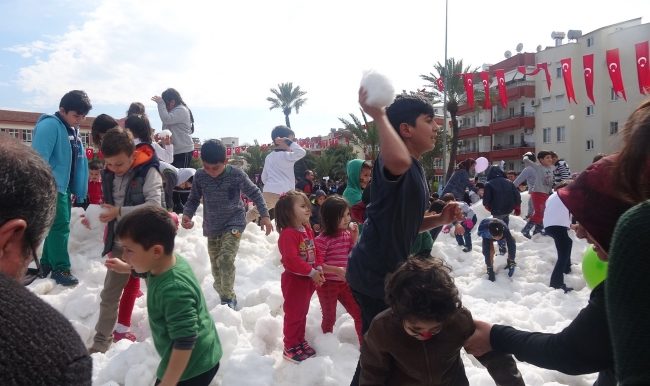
88, 161, 103, 204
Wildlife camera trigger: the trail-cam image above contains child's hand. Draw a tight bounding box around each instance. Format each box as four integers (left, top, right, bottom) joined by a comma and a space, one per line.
274, 137, 291, 151
100, 204, 119, 223
313, 224, 321, 232
454, 223, 465, 236
105, 258, 132, 274
181, 215, 194, 229
79, 214, 91, 229
162, 136, 172, 146
336, 267, 347, 282
311, 270, 325, 286
151, 95, 162, 103
358, 87, 386, 120
260, 216, 273, 235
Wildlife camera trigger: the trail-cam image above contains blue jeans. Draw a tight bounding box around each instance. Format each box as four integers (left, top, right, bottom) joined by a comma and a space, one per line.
455, 215, 477, 249
545, 226, 573, 288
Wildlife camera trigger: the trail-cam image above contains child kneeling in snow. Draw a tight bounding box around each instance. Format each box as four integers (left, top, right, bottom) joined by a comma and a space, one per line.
477, 219, 517, 282
441, 193, 476, 252
315, 196, 363, 344
106, 206, 222, 386
275, 190, 325, 363
360, 257, 524, 385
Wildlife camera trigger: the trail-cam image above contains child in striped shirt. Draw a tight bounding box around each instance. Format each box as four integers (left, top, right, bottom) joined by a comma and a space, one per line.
315, 196, 363, 344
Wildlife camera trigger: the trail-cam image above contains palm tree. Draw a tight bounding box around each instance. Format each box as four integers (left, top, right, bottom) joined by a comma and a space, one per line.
267, 82, 307, 128
421, 58, 489, 181
338, 109, 381, 161
312, 152, 338, 179
236, 140, 272, 180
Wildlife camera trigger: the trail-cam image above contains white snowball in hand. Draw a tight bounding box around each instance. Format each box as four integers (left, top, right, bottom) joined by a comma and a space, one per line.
360, 69, 396, 108
85, 204, 108, 230
160, 129, 172, 138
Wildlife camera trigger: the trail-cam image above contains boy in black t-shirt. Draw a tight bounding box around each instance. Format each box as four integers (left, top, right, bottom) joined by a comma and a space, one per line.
345, 89, 463, 386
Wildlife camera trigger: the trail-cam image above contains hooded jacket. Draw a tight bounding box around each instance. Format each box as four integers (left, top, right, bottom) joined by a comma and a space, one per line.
32, 114, 88, 199
483, 166, 522, 216
343, 159, 366, 206
441, 169, 477, 201
361, 308, 524, 386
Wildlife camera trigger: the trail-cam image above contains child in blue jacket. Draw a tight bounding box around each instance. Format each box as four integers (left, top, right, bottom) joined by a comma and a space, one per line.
477, 218, 517, 282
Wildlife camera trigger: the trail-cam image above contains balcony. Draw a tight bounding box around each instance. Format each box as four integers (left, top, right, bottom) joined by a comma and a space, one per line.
456, 150, 490, 162
489, 142, 535, 161
458, 125, 490, 140
506, 81, 535, 101
490, 112, 535, 134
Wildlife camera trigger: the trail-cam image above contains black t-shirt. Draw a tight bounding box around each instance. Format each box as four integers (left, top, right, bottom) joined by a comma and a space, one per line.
346, 154, 430, 299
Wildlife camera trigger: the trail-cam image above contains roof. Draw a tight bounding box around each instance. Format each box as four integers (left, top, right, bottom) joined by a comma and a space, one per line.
0, 109, 95, 128
583, 17, 642, 36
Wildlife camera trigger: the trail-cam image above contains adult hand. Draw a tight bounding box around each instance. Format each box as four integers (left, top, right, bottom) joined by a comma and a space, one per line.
440, 202, 464, 224
260, 216, 274, 235
100, 204, 119, 223
105, 258, 132, 274
181, 215, 194, 229
464, 319, 494, 356
151, 96, 162, 103
358, 87, 387, 120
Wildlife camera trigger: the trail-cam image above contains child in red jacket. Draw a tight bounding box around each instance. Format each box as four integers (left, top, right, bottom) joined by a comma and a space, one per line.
275, 190, 325, 364
88, 161, 103, 204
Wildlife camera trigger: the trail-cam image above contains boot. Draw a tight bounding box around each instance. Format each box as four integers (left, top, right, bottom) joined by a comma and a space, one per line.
487, 267, 495, 282
522, 221, 534, 239
497, 240, 507, 255
533, 223, 546, 236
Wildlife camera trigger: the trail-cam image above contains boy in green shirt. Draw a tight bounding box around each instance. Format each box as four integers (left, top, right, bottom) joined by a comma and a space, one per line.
105, 206, 221, 386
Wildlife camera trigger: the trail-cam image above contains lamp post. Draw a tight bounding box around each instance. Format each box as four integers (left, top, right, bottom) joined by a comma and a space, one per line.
441, 0, 449, 186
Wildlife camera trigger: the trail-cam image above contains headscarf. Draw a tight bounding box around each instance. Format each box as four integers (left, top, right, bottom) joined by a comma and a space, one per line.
343, 159, 365, 206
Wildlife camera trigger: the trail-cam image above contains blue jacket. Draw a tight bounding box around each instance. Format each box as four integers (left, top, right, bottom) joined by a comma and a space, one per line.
32, 114, 88, 199
441, 169, 477, 200
478, 218, 516, 261
483, 166, 522, 216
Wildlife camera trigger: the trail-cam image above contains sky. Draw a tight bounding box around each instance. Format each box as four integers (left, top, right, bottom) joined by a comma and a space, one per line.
1, 0, 649, 145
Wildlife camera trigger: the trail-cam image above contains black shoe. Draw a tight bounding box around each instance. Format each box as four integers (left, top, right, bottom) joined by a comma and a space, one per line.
462, 247, 472, 253
487, 268, 495, 282
553, 284, 574, 293
564, 267, 572, 274
522, 221, 534, 239
41, 264, 52, 278
498, 244, 507, 255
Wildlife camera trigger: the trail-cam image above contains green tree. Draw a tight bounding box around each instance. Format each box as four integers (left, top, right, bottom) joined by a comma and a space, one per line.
323, 144, 356, 180
338, 109, 380, 161
267, 82, 307, 128
294, 151, 317, 182
234, 140, 272, 179
420, 128, 452, 190
190, 156, 202, 170
312, 152, 338, 180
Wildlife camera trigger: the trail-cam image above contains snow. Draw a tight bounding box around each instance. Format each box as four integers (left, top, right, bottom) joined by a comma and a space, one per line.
28, 192, 598, 385
359, 69, 395, 108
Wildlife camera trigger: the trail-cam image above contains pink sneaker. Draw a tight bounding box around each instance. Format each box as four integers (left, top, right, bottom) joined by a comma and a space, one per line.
136, 290, 144, 298
113, 330, 137, 342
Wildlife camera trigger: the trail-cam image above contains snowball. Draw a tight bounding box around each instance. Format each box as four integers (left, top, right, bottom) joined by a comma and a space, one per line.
569, 115, 575, 120
159, 129, 172, 138
360, 69, 395, 108
85, 204, 108, 230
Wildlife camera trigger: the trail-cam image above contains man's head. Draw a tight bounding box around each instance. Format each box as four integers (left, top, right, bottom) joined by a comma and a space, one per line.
386, 94, 437, 156
360, 161, 372, 189
386, 257, 461, 340
201, 139, 227, 178
58, 90, 92, 128
488, 220, 504, 240
506, 170, 517, 182
88, 161, 102, 182
304, 170, 314, 182
101, 128, 136, 177
271, 125, 295, 142
115, 206, 176, 273
0, 135, 57, 281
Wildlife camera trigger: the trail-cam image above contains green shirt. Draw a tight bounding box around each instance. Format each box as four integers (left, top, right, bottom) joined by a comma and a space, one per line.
147, 254, 222, 380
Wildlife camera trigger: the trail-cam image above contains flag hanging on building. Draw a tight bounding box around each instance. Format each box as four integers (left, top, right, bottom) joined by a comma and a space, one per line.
583, 54, 596, 105
479, 72, 490, 109
241, 146, 247, 152
235, 147, 240, 154
517, 63, 551, 92
86, 148, 94, 159
98, 150, 104, 159
634, 41, 650, 95
560, 58, 577, 104
495, 69, 508, 109
458, 73, 474, 108
260, 144, 267, 151
226, 147, 233, 156
606, 48, 627, 101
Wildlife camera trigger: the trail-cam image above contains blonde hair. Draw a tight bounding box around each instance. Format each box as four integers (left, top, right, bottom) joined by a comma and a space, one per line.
275, 190, 312, 232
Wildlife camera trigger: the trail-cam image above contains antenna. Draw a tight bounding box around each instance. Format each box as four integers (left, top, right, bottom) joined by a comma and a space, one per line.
504, 50, 512, 58
481, 63, 493, 71
536, 45, 542, 52
516, 43, 523, 53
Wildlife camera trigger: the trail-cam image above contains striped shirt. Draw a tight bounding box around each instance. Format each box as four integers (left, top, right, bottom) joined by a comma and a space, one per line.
315, 230, 353, 281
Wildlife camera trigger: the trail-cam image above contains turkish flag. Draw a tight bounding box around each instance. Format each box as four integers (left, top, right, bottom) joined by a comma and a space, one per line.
583, 54, 595, 105
436, 78, 444, 91
560, 58, 577, 104
495, 69, 508, 109
260, 144, 266, 151
193, 149, 199, 158
241, 146, 247, 151
86, 148, 94, 159
461, 74, 475, 108
235, 147, 240, 154
635, 41, 650, 95
606, 48, 627, 101
479, 72, 490, 109
335, 138, 339, 146
226, 147, 233, 156
98, 150, 104, 159
517, 63, 551, 92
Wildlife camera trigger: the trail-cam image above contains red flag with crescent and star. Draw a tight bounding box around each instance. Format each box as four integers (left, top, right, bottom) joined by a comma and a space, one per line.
606, 49, 626, 101
635, 41, 650, 95
241, 146, 247, 152
226, 147, 232, 156
583, 54, 595, 105
459, 74, 474, 108
86, 148, 94, 159
436, 78, 444, 91
479, 72, 490, 109
260, 144, 266, 151
560, 58, 577, 104
235, 147, 240, 154
193, 149, 199, 158
495, 69, 508, 109
518, 63, 551, 92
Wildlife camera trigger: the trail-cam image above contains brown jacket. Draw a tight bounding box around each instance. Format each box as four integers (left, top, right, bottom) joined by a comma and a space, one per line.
360, 308, 524, 386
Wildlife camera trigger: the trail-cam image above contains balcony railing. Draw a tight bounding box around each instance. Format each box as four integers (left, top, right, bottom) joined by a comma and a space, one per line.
458, 148, 479, 154
492, 141, 535, 151
506, 80, 535, 90
492, 112, 535, 123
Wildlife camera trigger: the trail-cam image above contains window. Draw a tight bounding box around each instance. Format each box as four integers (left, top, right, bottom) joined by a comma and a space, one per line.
509, 107, 515, 117
556, 67, 563, 78
611, 87, 619, 101
508, 162, 515, 170
7, 129, 19, 139
433, 158, 443, 169
587, 139, 594, 150
610, 121, 619, 135
556, 126, 566, 142
543, 128, 552, 143
555, 94, 566, 111
22, 129, 33, 143
587, 37, 594, 47
509, 135, 515, 145
434, 109, 439, 114
80, 132, 90, 147
542, 97, 551, 113
587, 105, 594, 116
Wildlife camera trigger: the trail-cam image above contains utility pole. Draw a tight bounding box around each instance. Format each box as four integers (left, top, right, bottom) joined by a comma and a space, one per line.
441, 0, 449, 187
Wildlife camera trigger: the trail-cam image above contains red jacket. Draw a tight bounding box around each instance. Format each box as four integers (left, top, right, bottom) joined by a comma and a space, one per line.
278, 226, 323, 276
88, 180, 103, 205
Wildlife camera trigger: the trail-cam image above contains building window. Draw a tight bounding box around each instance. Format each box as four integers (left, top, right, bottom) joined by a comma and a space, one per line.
555, 94, 566, 111
556, 126, 566, 142
80, 132, 90, 147
509, 107, 515, 117
587, 37, 594, 47
542, 97, 551, 113
610, 87, 619, 101
587, 139, 594, 150
508, 162, 515, 170
22, 129, 33, 143
543, 128, 552, 143
7, 129, 19, 139
610, 121, 619, 135
587, 105, 594, 116
509, 135, 515, 145
556, 67, 563, 78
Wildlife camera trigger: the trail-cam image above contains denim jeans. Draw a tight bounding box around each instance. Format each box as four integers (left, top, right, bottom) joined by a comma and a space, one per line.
455, 215, 477, 249
545, 226, 573, 288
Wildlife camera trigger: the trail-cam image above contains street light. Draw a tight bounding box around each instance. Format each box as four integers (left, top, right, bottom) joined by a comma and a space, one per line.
441, 0, 449, 187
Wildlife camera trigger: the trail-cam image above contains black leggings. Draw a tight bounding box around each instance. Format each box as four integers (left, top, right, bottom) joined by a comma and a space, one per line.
545, 226, 573, 288
155, 362, 219, 386
172, 151, 193, 213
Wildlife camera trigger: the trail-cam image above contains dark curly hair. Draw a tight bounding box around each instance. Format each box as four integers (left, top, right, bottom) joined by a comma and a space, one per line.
385, 257, 461, 323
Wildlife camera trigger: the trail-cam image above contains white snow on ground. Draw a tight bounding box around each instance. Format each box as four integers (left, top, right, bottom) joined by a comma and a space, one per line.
28, 192, 598, 386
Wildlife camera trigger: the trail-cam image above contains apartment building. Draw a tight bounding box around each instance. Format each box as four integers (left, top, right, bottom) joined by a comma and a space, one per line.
0, 109, 95, 147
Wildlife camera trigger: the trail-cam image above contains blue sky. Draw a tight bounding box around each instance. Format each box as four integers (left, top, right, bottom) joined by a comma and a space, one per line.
1, 0, 649, 145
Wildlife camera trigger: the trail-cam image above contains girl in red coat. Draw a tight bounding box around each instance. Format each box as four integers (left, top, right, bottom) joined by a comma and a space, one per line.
275, 190, 325, 363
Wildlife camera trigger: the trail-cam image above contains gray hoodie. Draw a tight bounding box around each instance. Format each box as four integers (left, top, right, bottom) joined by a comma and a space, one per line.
156, 100, 195, 154
519, 155, 554, 194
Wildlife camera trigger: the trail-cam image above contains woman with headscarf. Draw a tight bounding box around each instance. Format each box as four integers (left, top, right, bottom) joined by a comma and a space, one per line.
441, 159, 478, 201
464, 155, 633, 386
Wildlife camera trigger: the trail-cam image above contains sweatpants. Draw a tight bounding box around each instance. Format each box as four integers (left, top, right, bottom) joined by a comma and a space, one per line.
316, 280, 363, 343
545, 226, 573, 288
245, 192, 280, 222
207, 231, 242, 301
41, 189, 72, 271
455, 215, 477, 249
155, 362, 220, 386
527, 195, 534, 217
281, 271, 316, 349
530, 192, 549, 224
349, 288, 390, 386
118, 275, 140, 327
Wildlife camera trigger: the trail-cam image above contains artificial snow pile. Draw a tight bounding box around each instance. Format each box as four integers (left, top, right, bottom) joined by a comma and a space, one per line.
28, 192, 599, 386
